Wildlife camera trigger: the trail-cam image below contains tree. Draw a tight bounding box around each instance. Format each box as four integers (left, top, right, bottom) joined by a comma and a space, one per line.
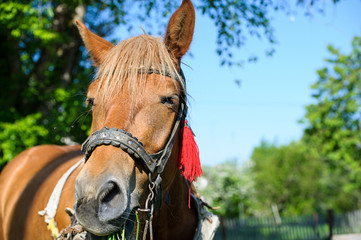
196, 160, 253, 218
0, 0, 341, 169
302, 36, 361, 212
250, 140, 327, 217
243, 37, 361, 217
0, 1, 91, 168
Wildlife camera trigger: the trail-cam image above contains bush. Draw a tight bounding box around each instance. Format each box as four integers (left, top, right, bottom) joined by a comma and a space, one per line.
0, 113, 48, 170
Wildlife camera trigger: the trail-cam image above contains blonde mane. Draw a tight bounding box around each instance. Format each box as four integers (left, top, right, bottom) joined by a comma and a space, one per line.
95, 34, 185, 105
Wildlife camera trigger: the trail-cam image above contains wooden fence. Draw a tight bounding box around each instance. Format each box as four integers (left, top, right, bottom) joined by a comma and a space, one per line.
333, 209, 361, 235
214, 209, 361, 240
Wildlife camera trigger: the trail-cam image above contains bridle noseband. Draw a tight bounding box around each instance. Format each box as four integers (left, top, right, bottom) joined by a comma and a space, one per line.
81, 101, 187, 174
80, 68, 187, 239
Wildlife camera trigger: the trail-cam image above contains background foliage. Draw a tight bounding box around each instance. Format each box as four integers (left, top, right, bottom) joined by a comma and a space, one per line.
198, 37, 361, 218
196, 160, 253, 218
302, 36, 361, 212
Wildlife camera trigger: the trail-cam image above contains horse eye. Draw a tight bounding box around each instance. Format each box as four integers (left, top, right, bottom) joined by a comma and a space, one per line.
86, 98, 95, 108
160, 96, 175, 105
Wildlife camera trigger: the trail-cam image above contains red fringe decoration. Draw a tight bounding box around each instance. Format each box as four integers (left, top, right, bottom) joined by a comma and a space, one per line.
179, 120, 203, 207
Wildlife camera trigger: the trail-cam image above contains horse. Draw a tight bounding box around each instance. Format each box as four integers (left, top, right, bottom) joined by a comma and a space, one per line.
0, 0, 219, 239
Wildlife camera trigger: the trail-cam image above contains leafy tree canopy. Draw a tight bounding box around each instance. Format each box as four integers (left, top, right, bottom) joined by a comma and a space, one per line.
302, 36, 361, 211
249, 140, 326, 217
246, 37, 361, 217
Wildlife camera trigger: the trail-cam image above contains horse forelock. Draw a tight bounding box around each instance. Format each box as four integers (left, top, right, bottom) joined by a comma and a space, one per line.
94, 34, 185, 107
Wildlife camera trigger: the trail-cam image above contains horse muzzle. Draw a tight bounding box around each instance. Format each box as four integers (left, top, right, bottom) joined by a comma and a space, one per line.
74, 176, 134, 236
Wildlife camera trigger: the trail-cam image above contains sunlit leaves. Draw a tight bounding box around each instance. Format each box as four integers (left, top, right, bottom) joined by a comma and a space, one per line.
302, 36, 361, 211
198, 0, 277, 67
244, 37, 361, 217
0, 2, 58, 42
0, 113, 48, 170
250, 141, 331, 216
0, 1, 92, 168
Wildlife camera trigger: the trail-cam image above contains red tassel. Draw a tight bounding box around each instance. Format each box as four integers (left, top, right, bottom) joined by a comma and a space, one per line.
179, 120, 203, 183
179, 120, 203, 208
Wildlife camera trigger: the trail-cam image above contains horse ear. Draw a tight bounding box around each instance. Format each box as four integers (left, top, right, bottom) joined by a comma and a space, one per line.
75, 19, 114, 67
164, 0, 195, 65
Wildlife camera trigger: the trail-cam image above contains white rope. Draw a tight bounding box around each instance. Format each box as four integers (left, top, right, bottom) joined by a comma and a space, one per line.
192, 194, 220, 240
38, 159, 83, 223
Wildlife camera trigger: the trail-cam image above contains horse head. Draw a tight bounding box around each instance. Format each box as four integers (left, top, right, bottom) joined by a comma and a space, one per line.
73, 0, 195, 237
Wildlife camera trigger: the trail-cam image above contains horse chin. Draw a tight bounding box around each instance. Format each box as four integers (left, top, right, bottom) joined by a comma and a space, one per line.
86, 209, 137, 240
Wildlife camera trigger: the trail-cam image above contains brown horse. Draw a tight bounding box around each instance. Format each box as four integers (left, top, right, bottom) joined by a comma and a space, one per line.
0, 0, 217, 239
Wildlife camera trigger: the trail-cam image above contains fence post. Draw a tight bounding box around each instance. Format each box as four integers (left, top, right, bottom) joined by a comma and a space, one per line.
328, 209, 334, 240
313, 213, 320, 239
220, 216, 227, 240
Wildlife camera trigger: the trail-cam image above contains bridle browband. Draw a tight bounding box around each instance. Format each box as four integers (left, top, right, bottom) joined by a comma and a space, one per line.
80, 67, 187, 240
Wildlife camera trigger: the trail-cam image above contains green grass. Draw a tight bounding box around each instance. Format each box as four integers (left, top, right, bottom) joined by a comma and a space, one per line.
102, 211, 139, 240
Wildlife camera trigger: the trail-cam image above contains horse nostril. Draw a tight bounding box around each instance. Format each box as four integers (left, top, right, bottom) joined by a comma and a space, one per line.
98, 181, 124, 222
100, 182, 120, 207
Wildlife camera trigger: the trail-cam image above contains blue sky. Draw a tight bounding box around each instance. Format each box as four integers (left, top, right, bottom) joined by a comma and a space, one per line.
179, 0, 361, 166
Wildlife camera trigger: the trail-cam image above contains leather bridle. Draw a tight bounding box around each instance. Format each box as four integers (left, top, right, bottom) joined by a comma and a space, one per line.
80, 68, 187, 239
81, 99, 187, 174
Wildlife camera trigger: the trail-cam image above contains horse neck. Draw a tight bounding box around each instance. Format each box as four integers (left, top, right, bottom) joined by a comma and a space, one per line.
152, 172, 198, 240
